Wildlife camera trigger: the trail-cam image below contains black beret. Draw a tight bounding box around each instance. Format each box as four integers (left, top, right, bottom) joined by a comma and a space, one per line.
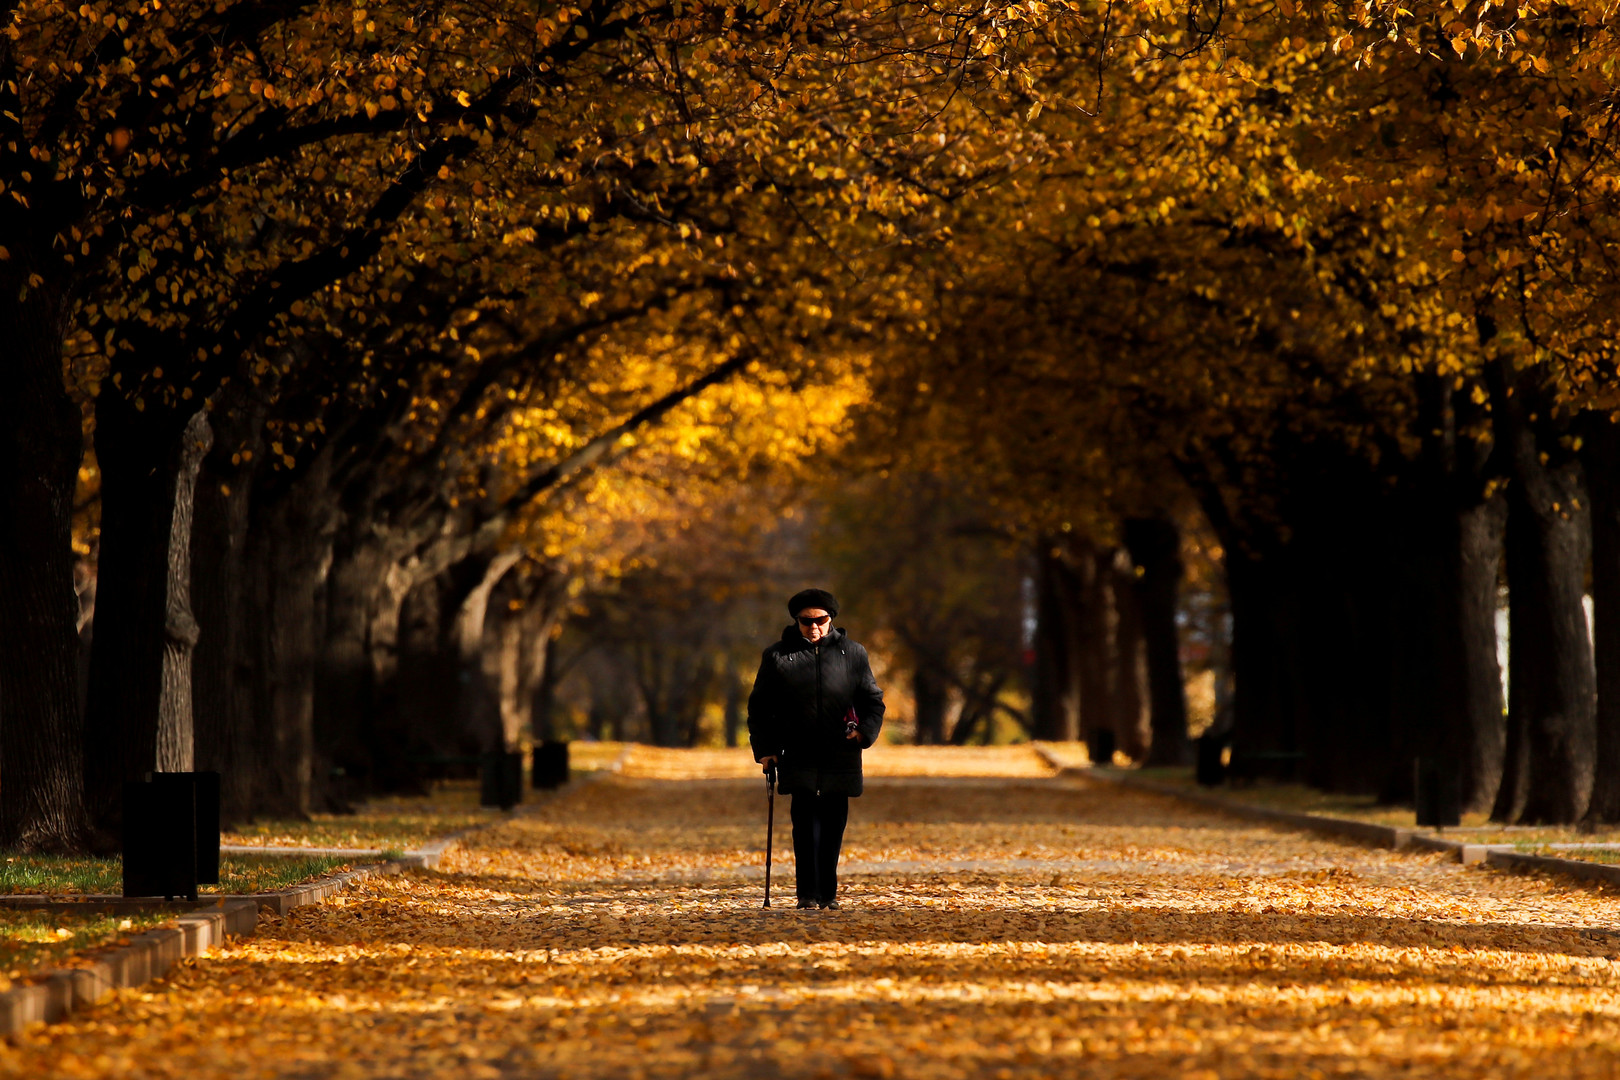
787, 588, 839, 618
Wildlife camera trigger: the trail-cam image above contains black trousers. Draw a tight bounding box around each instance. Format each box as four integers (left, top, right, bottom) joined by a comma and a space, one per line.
789, 792, 849, 903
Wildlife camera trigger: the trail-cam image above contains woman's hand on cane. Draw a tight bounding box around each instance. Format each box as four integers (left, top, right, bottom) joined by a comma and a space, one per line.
758, 755, 777, 774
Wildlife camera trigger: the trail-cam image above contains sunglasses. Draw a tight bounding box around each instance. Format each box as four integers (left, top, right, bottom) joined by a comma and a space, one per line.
796, 614, 831, 627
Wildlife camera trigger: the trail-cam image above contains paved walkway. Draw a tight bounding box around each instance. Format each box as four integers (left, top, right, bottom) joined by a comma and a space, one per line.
6, 754, 1620, 1078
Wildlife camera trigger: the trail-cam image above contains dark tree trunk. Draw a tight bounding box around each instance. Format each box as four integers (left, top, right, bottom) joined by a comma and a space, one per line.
242, 455, 337, 819
1435, 495, 1507, 813
1072, 539, 1113, 744
389, 552, 510, 763
913, 662, 949, 745
83, 391, 211, 839
0, 277, 87, 852
1223, 549, 1304, 758
1109, 547, 1151, 760
1409, 373, 1506, 814
192, 398, 262, 824
157, 413, 212, 771
315, 526, 395, 797
455, 551, 521, 753
1583, 417, 1620, 823
1030, 539, 1081, 742
1490, 371, 1595, 824
722, 663, 741, 749
1125, 517, 1190, 765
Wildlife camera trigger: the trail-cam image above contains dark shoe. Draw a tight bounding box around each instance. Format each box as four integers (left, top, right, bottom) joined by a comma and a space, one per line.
796, 898, 816, 909
820, 900, 840, 910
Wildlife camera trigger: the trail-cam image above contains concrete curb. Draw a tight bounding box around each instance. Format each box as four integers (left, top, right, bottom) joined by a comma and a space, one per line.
1043, 748, 1620, 891
1485, 848, 1620, 889
0, 899, 258, 1036
0, 764, 616, 1037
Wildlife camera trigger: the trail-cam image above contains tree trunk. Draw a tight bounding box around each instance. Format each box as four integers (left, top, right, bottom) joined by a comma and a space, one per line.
1223, 549, 1304, 758
1125, 517, 1190, 765
1583, 417, 1620, 823
913, 662, 949, 745
243, 454, 337, 818
0, 277, 87, 851
1030, 538, 1081, 742
1439, 495, 1508, 813
1109, 547, 1151, 760
156, 413, 212, 772
454, 550, 521, 753
1490, 374, 1595, 824
83, 392, 210, 840
722, 665, 741, 748
1410, 372, 1506, 814
1072, 538, 1114, 744
192, 399, 262, 824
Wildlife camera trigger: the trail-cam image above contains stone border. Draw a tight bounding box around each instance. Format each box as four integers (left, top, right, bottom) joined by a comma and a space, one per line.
0, 760, 625, 1038
0, 899, 258, 1036
1484, 848, 1620, 889
1042, 748, 1620, 892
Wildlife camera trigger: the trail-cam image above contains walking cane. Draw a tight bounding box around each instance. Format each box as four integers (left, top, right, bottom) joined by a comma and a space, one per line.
763, 761, 777, 908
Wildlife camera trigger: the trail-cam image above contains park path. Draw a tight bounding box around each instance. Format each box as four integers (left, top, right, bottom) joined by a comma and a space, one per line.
6, 748, 1620, 1078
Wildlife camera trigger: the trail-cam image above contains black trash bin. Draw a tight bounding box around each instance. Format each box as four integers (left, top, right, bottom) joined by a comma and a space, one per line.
1414, 758, 1461, 828
123, 771, 220, 900
1086, 728, 1116, 768
1195, 733, 1228, 787
480, 751, 524, 809
532, 740, 570, 789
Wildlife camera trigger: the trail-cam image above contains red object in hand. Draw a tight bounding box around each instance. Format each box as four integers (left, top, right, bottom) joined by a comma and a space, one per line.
844, 705, 860, 739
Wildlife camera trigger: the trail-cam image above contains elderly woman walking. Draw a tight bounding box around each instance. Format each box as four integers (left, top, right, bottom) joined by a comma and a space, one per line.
748, 588, 885, 909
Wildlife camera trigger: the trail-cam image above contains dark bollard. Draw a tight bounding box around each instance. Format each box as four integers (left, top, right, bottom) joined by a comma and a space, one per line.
1414, 758, 1461, 828
532, 740, 570, 789
1086, 728, 1116, 768
1195, 734, 1228, 786
123, 771, 221, 900
481, 751, 524, 809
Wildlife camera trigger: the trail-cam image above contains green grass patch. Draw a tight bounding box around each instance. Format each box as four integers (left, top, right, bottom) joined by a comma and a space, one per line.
223, 779, 501, 851
0, 853, 357, 896
0, 908, 173, 986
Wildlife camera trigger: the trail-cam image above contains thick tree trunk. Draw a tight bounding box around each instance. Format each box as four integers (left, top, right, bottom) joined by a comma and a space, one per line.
1125, 517, 1190, 765
0, 279, 87, 851
455, 550, 521, 753
156, 413, 212, 772
242, 455, 337, 819
84, 393, 210, 839
192, 399, 262, 824
1030, 539, 1081, 742
1223, 550, 1304, 758
1072, 539, 1114, 744
1109, 547, 1151, 761
316, 526, 398, 797
913, 662, 949, 745
1491, 377, 1595, 824
1408, 373, 1506, 814
1440, 496, 1508, 813
722, 665, 741, 748
1583, 418, 1620, 823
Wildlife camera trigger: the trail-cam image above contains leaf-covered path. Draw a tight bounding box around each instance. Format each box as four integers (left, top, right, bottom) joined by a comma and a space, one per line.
8, 748, 1620, 1079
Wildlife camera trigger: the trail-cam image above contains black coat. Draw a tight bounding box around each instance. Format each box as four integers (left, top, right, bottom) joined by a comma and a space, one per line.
746, 625, 885, 797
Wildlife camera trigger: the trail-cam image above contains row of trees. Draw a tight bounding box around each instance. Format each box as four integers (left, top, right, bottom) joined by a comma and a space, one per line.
2, 0, 1067, 850
863, 0, 1620, 822
10, 0, 1620, 850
